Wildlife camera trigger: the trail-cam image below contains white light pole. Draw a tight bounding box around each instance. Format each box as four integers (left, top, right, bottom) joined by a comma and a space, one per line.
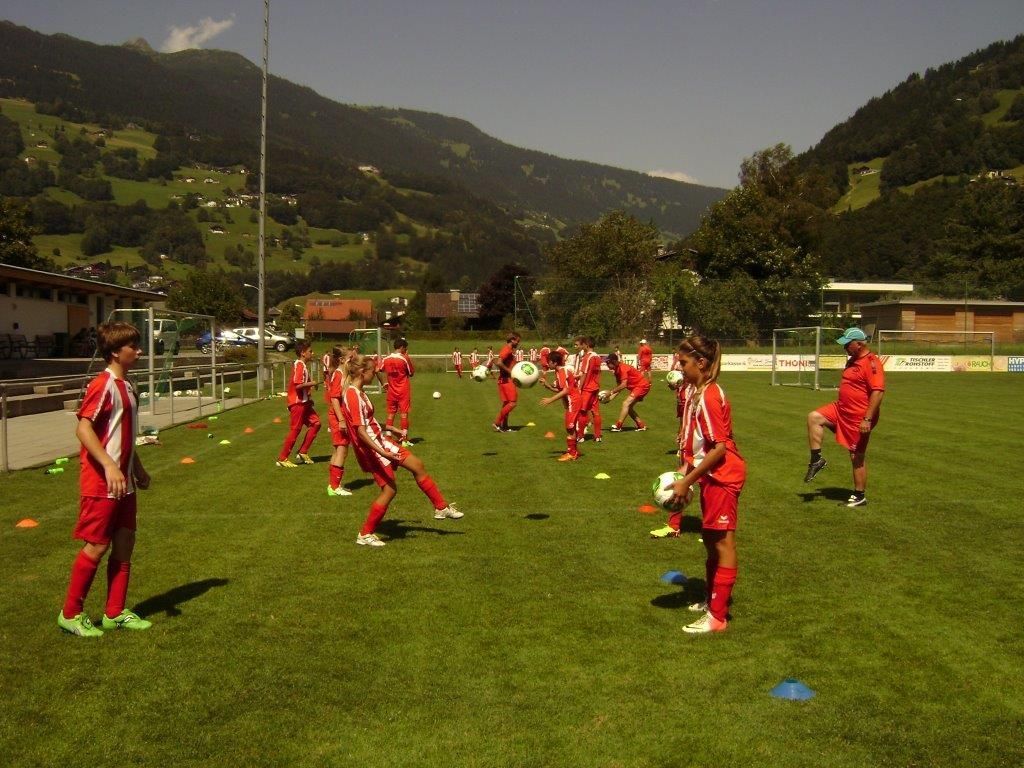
257, 0, 270, 397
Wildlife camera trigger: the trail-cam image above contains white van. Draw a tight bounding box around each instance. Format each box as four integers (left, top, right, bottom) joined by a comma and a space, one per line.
142, 318, 180, 356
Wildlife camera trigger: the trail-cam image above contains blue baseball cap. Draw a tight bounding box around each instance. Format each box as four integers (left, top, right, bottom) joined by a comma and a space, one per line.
836, 327, 868, 346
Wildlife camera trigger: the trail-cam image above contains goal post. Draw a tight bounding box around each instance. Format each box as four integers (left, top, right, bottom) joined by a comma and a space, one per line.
771, 326, 845, 390
877, 330, 995, 366
349, 328, 383, 394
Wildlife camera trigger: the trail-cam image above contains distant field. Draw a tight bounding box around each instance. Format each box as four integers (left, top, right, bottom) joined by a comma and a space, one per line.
1, 373, 1022, 766
980, 88, 1024, 126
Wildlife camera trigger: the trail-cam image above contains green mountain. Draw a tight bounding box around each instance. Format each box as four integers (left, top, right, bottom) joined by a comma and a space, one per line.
797, 34, 1024, 296
0, 20, 724, 237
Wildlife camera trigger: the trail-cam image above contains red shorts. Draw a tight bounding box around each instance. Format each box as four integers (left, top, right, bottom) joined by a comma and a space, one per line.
330, 425, 350, 447
567, 390, 597, 425
74, 494, 138, 544
629, 382, 652, 400
498, 380, 518, 402
386, 391, 412, 414
365, 446, 411, 487
698, 481, 739, 531
816, 402, 876, 453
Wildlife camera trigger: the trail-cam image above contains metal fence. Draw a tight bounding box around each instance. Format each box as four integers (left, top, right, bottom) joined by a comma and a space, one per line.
0, 359, 298, 473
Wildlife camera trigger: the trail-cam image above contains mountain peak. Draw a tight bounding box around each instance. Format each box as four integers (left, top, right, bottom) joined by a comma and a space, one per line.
122, 37, 155, 55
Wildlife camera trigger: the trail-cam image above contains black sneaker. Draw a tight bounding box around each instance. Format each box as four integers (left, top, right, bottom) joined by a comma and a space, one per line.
803, 457, 827, 482
839, 494, 867, 508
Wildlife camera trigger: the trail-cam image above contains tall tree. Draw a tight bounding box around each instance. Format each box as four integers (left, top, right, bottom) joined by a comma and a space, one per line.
682, 144, 828, 336
540, 211, 661, 340
167, 270, 245, 324
0, 198, 49, 269
477, 262, 530, 329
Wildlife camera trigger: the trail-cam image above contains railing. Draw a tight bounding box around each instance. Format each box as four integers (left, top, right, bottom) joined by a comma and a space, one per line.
0, 360, 293, 472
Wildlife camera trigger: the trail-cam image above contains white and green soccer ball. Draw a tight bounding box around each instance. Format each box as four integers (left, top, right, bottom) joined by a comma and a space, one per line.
598, 389, 612, 403
666, 370, 684, 389
511, 361, 541, 388
653, 470, 686, 510
471, 365, 489, 382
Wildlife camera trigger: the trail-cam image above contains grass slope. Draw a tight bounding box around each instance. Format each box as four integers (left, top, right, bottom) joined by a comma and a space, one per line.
1, 373, 1023, 767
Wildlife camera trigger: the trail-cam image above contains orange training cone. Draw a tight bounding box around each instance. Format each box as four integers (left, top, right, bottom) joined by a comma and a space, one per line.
16, 518, 39, 528
272, 417, 282, 424
244, 427, 255, 434
637, 504, 659, 514
544, 431, 555, 439
180, 457, 196, 464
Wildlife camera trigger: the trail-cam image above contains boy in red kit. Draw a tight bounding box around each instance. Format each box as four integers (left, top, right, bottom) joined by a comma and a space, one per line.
805, 327, 885, 507
562, 336, 601, 458
491, 332, 521, 432
58, 322, 151, 636
669, 335, 746, 634
540, 349, 582, 460
325, 346, 353, 497
637, 339, 653, 379
452, 347, 463, 378
276, 340, 320, 468
341, 355, 463, 547
380, 338, 415, 446
604, 353, 651, 432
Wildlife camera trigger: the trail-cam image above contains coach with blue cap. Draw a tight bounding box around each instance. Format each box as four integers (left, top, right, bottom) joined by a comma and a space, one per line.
803, 327, 886, 507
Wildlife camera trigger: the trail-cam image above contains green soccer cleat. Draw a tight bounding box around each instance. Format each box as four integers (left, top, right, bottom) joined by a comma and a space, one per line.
58, 611, 104, 637
327, 485, 353, 497
101, 610, 153, 631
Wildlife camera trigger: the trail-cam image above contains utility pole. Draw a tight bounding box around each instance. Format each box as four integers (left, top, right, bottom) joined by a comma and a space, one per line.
257, 0, 269, 395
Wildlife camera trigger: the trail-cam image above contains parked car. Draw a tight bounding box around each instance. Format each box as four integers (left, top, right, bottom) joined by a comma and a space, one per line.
141, 318, 180, 356
231, 327, 294, 353
195, 329, 256, 354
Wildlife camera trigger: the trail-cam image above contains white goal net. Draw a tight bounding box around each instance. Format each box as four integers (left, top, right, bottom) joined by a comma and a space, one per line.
771, 326, 845, 390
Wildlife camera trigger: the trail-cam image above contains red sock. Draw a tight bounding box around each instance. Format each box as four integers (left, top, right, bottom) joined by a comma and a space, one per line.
498, 403, 515, 427
709, 566, 737, 622
298, 422, 321, 454
705, 558, 716, 603
576, 413, 589, 440
62, 550, 101, 619
614, 421, 623, 430
329, 464, 343, 488
105, 558, 132, 618
668, 510, 683, 531
361, 502, 388, 535
400, 414, 409, 436
566, 433, 578, 457
593, 409, 602, 438
416, 475, 447, 509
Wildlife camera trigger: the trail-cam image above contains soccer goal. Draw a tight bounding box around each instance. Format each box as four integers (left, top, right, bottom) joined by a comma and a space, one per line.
349, 327, 383, 394
771, 326, 845, 390
877, 330, 995, 365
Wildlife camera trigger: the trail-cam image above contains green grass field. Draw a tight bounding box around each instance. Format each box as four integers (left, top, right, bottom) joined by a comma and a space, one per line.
2, 373, 1023, 767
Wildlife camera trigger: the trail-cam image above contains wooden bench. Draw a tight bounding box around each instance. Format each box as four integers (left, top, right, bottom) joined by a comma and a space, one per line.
34, 334, 56, 357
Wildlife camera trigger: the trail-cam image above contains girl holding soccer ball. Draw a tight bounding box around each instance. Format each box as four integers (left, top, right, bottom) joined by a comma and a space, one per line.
671, 335, 746, 634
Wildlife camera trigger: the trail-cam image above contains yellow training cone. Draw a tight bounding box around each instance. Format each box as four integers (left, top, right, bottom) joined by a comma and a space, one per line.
219, 439, 231, 445
594, 472, 611, 480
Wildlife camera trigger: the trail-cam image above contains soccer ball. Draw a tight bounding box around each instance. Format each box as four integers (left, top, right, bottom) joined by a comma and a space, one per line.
432, 391, 441, 399
511, 361, 541, 388
666, 370, 684, 389
598, 389, 612, 403
652, 470, 687, 510
472, 365, 489, 382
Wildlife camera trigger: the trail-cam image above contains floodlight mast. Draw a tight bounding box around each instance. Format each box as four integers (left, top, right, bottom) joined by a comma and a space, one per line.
257, 0, 270, 396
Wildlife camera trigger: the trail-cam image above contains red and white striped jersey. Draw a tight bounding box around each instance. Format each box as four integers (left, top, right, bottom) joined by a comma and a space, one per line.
287, 359, 311, 406
341, 386, 400, 468
452, 350, 462, 367
574, 350, 602, 393
77, 368, 138, 498
681, 382, 746, 489
469, 351, 479, 366
515, 348, 524, 362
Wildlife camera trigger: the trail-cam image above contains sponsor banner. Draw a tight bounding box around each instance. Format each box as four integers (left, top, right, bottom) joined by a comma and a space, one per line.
879, 355, 952, 372
1008, 356, 1024, 373
951, 356, 993, 372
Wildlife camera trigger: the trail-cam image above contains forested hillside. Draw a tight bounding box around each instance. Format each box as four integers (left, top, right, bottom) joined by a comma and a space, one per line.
0, 20, 724, 237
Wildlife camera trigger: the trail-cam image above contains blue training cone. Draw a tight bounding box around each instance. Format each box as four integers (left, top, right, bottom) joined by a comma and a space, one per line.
770, 678, 815, 700
660, 570, 687, 585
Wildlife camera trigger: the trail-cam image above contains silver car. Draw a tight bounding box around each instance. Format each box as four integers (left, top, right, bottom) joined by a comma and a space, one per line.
231, 327, 294, 353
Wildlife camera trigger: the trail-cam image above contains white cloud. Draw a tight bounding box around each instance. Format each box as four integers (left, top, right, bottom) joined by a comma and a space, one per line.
162, 16, 235, 53
646, 169, 700, 184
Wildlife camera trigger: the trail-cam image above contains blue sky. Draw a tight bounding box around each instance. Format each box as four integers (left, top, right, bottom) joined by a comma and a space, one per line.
4, 1, 1023, 188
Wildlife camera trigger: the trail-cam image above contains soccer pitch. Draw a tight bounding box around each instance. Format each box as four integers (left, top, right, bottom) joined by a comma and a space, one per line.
2, 373, 1022, 767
